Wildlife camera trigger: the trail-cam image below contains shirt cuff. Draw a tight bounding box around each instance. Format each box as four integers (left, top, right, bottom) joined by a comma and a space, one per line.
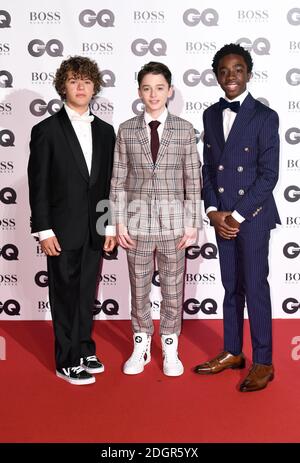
206, 206, 218, 215
32, 229, 56, 241
232, 210, 245, 223
105, 225, 116, 236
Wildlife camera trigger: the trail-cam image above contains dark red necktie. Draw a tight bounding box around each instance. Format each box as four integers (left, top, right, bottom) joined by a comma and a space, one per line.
149, 120, 161, 164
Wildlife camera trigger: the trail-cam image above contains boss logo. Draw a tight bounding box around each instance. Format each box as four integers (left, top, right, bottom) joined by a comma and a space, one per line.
31, 72, 55, 83
236, 37, 270, 55
286, 217, 300, 226
131, 38, 167, 56
132, 98, 144, 116
29, 99, 62, 116
287, 159, 300, 168
288, 101, 300, 111
35, 271, 48, 287
93, 299, 119, 316
79, 9, 115, 28
98, 273, 117, 284
0, 274, 17, 285
0, 70, 13, 88
284, 185, 300, 202
282, 298, 300, 314
0, 161, 14, 173
82, 43, 113, 53
183, 298, 218, 315
237, 10, 269, 21
133, 11, 165, 22
183, 69, 217, 87
251, 70, 268, 81
185, 101, 212, 112
285, 127, 300, 144
283, 242, 300, 259
186, 273, 216, 283
185, 42, 217, 53
0, 10, 11, 28
286, 68, 300, 86
183, 8, 219, 27
0, 244, 19, 260
100, 70, 116, 87
0, 102, 12, 113
0, 130, 15, 147
0, 43, 10, 53
0, 218, 15, 230
29, 11, 61, 22
0, 299, 20, 316
285, 273, 300, 282
287, 8, 300, 26
27, 39, 63, 57
90, 100, 114, 113
185, 243, 218, 260
38, 301, 50, 311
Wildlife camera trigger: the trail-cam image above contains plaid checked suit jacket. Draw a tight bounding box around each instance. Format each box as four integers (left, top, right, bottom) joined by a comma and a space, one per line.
109, 112, 202, 235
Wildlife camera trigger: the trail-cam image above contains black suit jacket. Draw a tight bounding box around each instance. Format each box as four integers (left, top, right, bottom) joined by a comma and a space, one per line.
28, 106, 115, 250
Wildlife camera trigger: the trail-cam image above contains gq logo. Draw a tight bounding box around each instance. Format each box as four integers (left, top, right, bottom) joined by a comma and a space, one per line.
287, 8, 300, 25
132, 98, 144, 115
185, 243, 218, 260
286, 68, 300, 86
0, 244, 19, 260
236, 38, 270, 55
93, 299, 119, 316
28, 39, 64, 57
100, 70, 116, 87
152, 270, 160, 287
283, 243, 300, 259
131, 38, 167, 56
30, 99, 62, 116
284, 185, 300, 202
257, 97, 269, 107
0, 10, 11, 28
0, 299, 20, 316
183, 8, 219, 26
0, 70, 13, 88
183, 69, 217, 87
183, 298, 218, 315
0, 130, 15, 147
285, 127, 300, 144
282, 298, 300, 314
102, 246, 118, 260
35, 271, 48, 288
79, 9, 115, 27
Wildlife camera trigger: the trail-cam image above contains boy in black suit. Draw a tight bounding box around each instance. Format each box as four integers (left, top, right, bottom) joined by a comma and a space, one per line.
28, 56, 116, 385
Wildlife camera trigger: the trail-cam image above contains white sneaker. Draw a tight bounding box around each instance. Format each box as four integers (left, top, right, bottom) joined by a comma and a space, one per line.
123, 332, 151, 375
161, 334, 184, 377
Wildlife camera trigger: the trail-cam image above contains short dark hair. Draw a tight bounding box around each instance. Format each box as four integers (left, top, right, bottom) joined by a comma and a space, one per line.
137, 61, 172, 88
54, 56, 103, 99
212, 43, 253, 75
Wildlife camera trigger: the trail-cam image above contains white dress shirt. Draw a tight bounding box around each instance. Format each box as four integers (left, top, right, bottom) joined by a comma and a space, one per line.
206, 90, 249, 224
36, 103, 114, 241
144, 107, 168, 142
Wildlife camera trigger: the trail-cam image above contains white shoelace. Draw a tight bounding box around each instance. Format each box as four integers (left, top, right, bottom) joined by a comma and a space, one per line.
85, 355, 98, 362
70, 366, 85, 374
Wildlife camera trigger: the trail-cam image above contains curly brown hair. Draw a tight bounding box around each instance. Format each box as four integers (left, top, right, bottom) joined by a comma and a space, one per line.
54, 56, 103, 99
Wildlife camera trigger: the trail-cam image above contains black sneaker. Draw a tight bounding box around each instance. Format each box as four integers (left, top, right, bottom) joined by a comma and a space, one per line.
56, 365, 95, 385
81, 355, 105, 374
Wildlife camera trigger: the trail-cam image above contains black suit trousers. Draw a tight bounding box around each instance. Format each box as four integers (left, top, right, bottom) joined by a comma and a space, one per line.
47, 232, 101, 369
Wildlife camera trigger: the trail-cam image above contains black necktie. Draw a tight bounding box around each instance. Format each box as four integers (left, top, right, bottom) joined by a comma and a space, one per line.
149, 120, 161, 164
219, 97, 240, 113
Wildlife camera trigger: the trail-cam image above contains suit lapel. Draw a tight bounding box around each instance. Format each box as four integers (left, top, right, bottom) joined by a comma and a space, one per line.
223, 93, 256, 151
136, 115, 154, 166
89, 118, 102, 186
57, 107, 89, 182
212, 104, 225, 151
155, 113, 174, 168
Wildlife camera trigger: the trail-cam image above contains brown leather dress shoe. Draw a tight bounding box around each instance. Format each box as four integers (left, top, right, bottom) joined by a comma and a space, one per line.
239, 363, 274, 392
194, 351, 245, 374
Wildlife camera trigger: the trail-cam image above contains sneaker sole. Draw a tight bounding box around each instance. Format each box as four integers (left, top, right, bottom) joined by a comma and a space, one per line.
56, 371, 96, 385
82, 365, 105, 374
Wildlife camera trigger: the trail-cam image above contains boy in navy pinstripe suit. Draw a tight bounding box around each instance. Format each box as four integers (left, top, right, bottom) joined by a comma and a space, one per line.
194, 44, 280, 392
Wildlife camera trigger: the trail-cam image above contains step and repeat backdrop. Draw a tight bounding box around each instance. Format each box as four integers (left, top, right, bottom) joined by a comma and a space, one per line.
0, 1, 299, 320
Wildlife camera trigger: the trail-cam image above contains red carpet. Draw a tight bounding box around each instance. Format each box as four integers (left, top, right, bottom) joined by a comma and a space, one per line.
0, 320, 300, 443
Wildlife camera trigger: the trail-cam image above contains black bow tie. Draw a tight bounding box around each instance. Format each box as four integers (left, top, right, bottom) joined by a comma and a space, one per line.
219, 97, 240, 113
